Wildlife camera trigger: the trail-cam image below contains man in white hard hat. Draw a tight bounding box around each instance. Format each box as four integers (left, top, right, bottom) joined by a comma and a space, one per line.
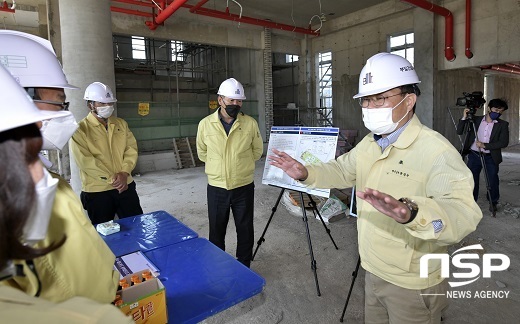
196, 78, 263, 267
70, 82, 143, 225
0, 61, 132, 324
269, 53, 482, 322
0, 30, 79, 159
0, 31, 120, 304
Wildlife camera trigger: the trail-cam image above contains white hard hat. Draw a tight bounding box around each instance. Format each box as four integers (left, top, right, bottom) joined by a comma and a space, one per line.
83, 82, 117, 103
0, 30, 78, 89
217, 78, 246, 100
0, 64, 69, 133
353, 52, 421, 99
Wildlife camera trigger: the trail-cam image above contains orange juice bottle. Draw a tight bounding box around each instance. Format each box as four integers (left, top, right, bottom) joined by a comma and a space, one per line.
131, 274, 141, 286
142, 271, 152, 282
118, 279, 127, 291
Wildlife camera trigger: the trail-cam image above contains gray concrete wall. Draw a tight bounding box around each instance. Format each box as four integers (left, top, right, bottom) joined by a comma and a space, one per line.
488, 76, 520, 146
413, 8, 435, 129
437, 0, 520, 69
310, 1, 413, 138
111, 10, 265, 51
306, 0, 519, 146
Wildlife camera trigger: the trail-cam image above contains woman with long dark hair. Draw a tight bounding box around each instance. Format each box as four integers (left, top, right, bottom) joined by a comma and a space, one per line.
0, 65, 131, 322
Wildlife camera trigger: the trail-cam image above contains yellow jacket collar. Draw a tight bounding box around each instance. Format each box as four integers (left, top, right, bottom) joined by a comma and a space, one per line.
367, 114, 422, 149
211, 108, 243, 125
86, 112, 114, 126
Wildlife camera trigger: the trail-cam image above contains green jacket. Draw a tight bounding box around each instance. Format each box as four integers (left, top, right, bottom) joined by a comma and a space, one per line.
0, 174, 119, 303
304, 115, 482, 289
196, 109, 263, 190
71, 113, 138, 192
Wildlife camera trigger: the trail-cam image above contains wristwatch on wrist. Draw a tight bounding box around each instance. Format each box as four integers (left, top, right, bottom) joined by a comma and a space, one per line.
398, 198, 418, 224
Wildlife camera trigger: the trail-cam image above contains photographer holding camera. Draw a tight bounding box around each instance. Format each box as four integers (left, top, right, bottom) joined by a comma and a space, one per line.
457, 98, 510, 213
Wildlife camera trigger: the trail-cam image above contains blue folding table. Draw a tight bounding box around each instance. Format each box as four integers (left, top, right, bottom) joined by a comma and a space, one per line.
101, 210, 198, 256
145, 238, 265, 324
101, 210, 265, 324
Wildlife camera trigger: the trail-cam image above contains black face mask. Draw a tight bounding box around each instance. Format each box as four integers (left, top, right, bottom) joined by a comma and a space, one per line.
224, 104, 241, 119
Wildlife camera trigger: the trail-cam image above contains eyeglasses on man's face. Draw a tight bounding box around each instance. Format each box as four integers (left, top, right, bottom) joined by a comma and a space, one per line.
220, 96, 242, 105
358, 93, 403, 108
33, 99, 70, 111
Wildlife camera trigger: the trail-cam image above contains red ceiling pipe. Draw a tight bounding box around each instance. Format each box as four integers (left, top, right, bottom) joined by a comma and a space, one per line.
465, 0, 473, 58
111, 6, 154, 18
111, 0, 316, 35
112, 0, 155, 8
145, 0, 188, 30
183, 4, 319, 36
505, 63, 520, 69
0, 1, 15, 13
401, 0, 455, 61
484, 65, 520, 75
190, 0, 209, 13
484, 64, 520, 74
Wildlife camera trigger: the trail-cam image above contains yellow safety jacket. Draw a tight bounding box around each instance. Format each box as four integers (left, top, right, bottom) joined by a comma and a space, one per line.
196, 109, 263, 190
304, 115, 483, 289
0, 286, 132, 323
0, 173, 119, 303
71, 113, 138, 192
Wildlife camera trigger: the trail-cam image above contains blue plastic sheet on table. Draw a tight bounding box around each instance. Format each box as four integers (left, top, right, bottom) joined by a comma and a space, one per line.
101, 210, 198, 256
144, 238, 266, 324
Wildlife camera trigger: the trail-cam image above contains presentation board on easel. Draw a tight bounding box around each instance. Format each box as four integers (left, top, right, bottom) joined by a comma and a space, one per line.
262, 126, 339, 198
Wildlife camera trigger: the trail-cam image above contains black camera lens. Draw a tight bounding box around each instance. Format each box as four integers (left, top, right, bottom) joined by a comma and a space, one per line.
456, 91, 486, 111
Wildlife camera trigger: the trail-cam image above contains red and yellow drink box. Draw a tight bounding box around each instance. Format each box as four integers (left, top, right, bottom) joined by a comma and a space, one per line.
115, 269, 167, 323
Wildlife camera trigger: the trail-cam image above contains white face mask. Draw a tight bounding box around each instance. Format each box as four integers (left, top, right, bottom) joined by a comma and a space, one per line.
96, 105, 114, 119
40, 111, 79, 150
362, 94, 409, 135
23, 168, 59, 244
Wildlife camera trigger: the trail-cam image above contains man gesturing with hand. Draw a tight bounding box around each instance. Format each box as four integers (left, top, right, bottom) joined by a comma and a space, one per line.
269, 53, 482, 323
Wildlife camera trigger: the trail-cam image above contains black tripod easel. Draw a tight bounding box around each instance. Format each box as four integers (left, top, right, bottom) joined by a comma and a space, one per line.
339, 256, 361, 322
252, 186, 339, 296
459, 111, 496, 217
339, 187, 362, 322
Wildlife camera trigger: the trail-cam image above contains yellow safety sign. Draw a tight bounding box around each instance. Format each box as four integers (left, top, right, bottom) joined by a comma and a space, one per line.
209, 100, 218, 109
138, 102, 150, 116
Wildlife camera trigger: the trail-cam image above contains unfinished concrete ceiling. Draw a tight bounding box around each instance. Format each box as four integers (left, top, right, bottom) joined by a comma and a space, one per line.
4, 0, 387, 35
4, 0, 519, 77
107, 0, 389, 35
182, 0, 389, 27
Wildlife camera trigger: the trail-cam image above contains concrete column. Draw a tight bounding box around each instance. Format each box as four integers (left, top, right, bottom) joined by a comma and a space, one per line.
45, 0, 70, 180
263, 28, 273, 141
484, 74, 495, 105
59, 0, 115, 193
301, 36, 313, 109
413, 8, 434, 128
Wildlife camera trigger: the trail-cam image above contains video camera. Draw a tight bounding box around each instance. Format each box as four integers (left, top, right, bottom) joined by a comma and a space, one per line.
456, 91, 486, 116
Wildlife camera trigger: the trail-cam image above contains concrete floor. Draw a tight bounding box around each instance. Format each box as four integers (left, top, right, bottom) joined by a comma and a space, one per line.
134, 145, 520, 324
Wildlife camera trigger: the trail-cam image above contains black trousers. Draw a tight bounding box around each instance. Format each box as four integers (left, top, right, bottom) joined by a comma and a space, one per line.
81, 181, 143, 225
467, 150, 500, 204
207, 182, 254, 267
